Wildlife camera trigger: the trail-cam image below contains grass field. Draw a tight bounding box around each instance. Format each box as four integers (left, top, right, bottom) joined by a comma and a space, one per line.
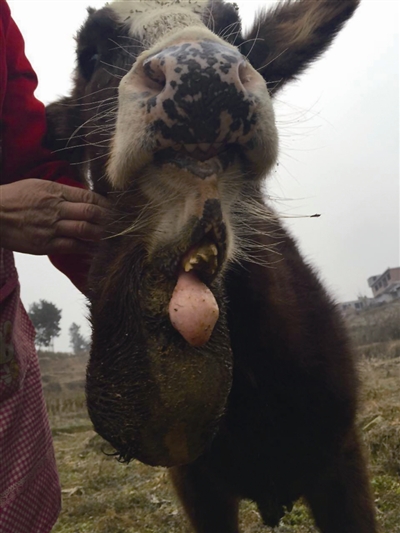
40, 306, 400, 532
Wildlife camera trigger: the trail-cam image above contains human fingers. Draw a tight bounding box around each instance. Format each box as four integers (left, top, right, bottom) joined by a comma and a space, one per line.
59, 184, 110, 209
55, 219, 106, 242
58, 202, 110, 225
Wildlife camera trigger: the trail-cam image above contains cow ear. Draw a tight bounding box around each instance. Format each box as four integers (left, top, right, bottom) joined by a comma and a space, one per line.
241, 0, 360, 94
45, 97, 86, 179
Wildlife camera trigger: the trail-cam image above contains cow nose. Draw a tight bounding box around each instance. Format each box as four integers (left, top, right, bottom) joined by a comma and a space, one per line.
135, 41, 259, 148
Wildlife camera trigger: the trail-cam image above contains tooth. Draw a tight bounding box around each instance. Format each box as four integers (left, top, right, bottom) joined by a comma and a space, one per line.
184, 144, 196, 153
196, 243, 218, 258
182, 242, 219, 274
199, 143, 211, 152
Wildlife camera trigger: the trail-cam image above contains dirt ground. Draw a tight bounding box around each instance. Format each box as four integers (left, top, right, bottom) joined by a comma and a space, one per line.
40, 347, 400, 533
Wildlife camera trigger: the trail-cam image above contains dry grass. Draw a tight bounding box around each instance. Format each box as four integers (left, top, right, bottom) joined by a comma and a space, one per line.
51, 418, 318, 533
357, 356, 400, 533
40, 333, 400, 532
346, 300, 400, 346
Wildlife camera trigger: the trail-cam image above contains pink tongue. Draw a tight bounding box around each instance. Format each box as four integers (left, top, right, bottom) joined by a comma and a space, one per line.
168, 271, 219, 347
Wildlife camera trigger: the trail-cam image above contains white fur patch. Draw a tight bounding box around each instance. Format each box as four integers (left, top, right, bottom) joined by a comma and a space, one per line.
111, 0, 205, 46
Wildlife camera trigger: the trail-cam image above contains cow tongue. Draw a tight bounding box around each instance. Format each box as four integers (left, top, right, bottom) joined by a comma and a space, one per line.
168, 271, 219, 347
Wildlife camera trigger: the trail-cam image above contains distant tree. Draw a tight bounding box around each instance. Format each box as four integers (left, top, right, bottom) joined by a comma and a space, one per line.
28, 300, 62, 350
69, 323, 90, 355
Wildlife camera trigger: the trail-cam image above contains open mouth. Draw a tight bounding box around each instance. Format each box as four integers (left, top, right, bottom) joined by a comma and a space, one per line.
147, 143, 230, 347
166, 230, 225, 348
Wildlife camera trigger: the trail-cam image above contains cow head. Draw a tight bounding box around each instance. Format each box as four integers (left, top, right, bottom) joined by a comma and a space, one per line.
46, 0, 359, 466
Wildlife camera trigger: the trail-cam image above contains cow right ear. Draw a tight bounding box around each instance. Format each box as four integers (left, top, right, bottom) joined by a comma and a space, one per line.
241, 0, 360, 95
45, 97, 86, 174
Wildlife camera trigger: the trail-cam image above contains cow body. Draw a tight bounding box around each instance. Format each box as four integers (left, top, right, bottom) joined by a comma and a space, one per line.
46, 1, 378, 531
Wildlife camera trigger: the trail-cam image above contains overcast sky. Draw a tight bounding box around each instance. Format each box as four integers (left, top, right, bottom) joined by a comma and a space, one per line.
8, 0, 399, 352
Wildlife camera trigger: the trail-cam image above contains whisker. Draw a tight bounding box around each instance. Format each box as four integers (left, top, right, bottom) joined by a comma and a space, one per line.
64, 105, 119, 146
120, 34, 151, 49
52, 140, 111, 153
218, 20, 241, 38
256, 48, 289, 73
240, 36, 265, 48
203, 5, 215, 34
56, 95, 118, 108
245, 21, 261, 60
101, 68, 124, 80
70, 152, 111, 166
108, 38, 139, 60
100, 60, 130, 74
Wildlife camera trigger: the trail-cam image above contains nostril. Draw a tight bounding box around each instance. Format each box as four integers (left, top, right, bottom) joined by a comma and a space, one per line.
142, 57, 166, 92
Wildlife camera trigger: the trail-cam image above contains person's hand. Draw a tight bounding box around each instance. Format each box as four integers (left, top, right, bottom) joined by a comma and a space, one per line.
0, 179, 111, 255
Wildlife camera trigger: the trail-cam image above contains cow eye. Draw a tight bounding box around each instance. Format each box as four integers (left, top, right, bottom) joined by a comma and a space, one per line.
79, 46, 100, 81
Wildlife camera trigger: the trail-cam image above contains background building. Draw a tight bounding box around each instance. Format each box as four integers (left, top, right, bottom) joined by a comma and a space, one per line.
340, 267, 400, 314
368, 267, 400, 303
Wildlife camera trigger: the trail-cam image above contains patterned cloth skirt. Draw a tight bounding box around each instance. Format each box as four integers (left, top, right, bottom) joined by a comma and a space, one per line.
0, 248, 60, 532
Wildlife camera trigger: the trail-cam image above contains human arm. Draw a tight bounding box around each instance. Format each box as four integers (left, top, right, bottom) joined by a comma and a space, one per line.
0, 179, 109, 255
0, 1, 110, 293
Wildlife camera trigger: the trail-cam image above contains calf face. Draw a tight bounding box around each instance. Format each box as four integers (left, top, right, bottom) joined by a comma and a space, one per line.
46, 1, 378, 531
47, 0, 348, 462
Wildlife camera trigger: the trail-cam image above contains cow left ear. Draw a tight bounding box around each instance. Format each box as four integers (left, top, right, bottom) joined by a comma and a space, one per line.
204, 0, 242, 44
240, 0, 360, 95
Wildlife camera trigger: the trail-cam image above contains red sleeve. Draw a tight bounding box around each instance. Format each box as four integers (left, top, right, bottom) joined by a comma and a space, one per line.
0, 0, 90, 294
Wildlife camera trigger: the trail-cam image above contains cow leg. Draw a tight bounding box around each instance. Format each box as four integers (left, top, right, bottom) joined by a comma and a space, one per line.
304, 432, 377, 533
169, 464, 240, 533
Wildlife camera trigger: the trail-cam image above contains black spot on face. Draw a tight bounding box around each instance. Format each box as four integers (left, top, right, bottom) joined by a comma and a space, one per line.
147, 96, 157, 113
145, 42, 255, 146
